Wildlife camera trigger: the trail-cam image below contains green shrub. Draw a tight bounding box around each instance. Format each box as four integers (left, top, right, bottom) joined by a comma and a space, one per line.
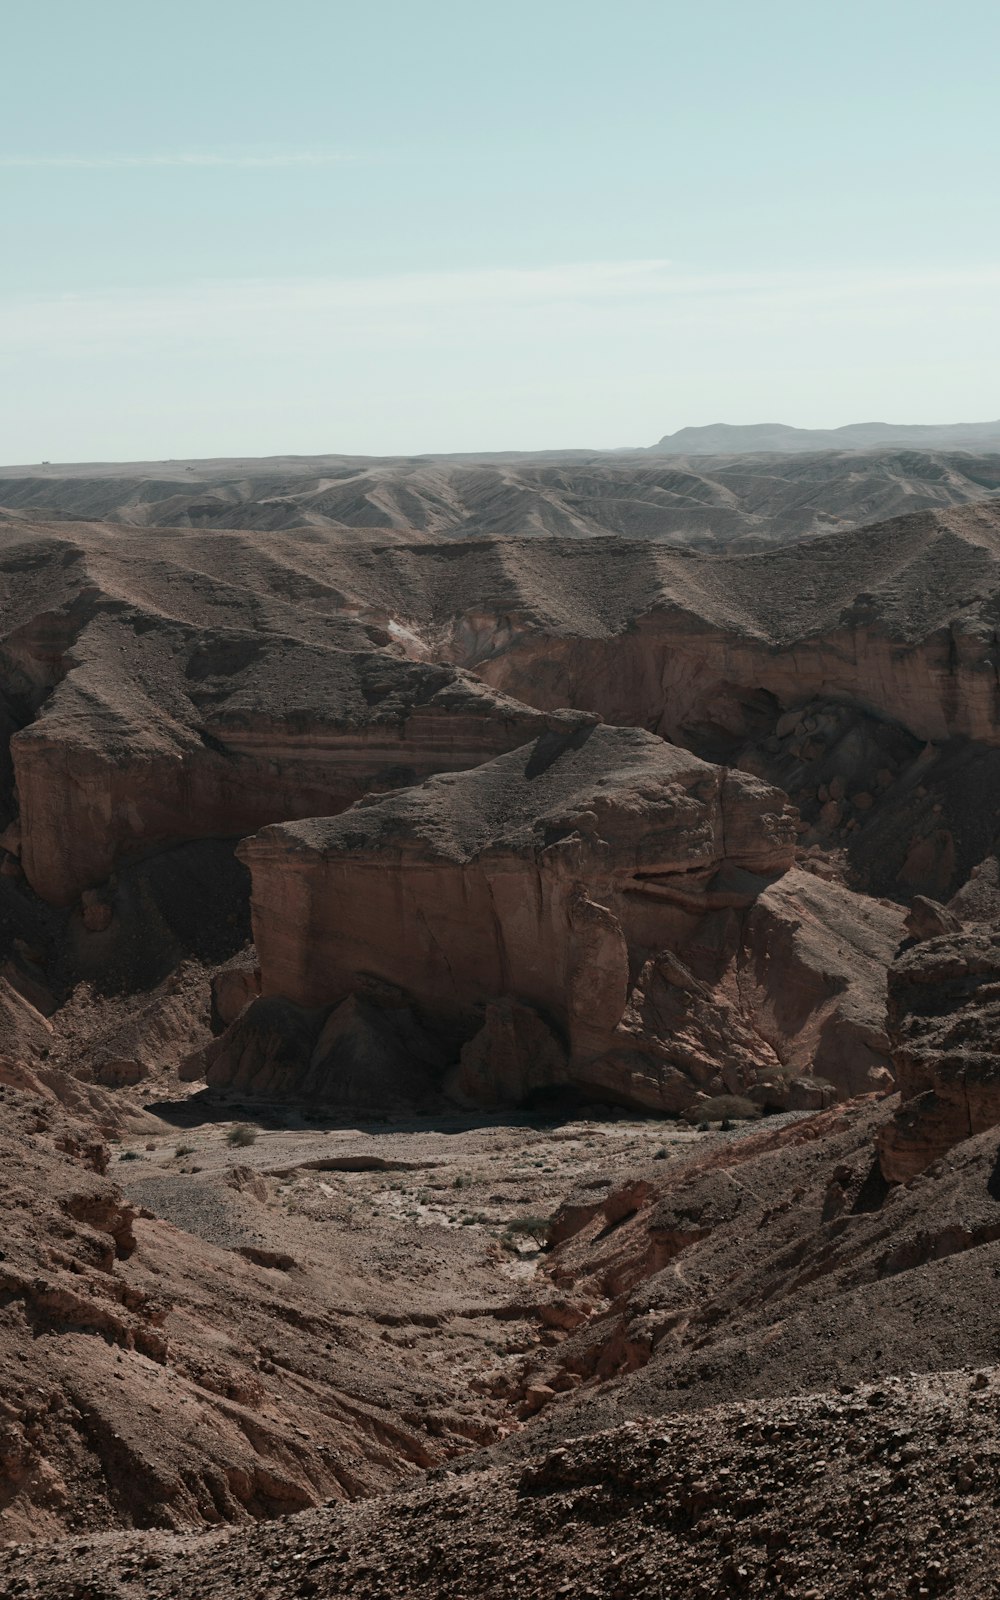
227, 1123, 259, 1147
503, 1215, 552, 1248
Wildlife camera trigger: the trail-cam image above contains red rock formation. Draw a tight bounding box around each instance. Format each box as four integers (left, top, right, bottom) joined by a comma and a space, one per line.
449, 506, 1000, 751
7, 503, 1000, 908
12, 633, 581, 905
878, 928, 1000, 1181
240, 722, 791, 1033
239, 726, 899, 1110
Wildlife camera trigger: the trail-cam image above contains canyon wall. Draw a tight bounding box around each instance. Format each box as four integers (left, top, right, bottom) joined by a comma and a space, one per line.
879, 924, 1000, 1182
239, 726, 901, 1112
5, 505, 1000, 910
7, 620, 580, 904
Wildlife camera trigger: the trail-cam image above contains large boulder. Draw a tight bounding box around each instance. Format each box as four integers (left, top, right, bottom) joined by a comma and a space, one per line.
736, 869, 904, 1098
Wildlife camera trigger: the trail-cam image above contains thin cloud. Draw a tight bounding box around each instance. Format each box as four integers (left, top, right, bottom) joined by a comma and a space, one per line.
0, 150, 354, 169
2, 260, 998, 385
0, 259, 677, 348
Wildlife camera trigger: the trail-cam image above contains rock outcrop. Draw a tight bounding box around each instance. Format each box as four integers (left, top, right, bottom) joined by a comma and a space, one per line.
736, 868, 904, 1100
904, 894, 963, 942
878, 927, 1000, 1182
3, 558, 583, 904
239, 726, 899, 1111
239, 724, 794, 1109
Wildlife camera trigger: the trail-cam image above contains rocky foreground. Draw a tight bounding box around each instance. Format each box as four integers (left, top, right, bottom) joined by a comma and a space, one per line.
5, 1373, 998, 1600
2, 1093, 1000, 1596
4, 485, 1000, 1593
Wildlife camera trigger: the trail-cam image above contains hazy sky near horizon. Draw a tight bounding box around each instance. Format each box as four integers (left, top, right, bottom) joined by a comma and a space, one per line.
2, 0, 999, 462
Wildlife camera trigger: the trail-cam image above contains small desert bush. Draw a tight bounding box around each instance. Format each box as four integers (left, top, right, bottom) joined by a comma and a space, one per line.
683, 1095, 762, 1127
174, 1143, 196, 1158
227, 1123, 259, 1147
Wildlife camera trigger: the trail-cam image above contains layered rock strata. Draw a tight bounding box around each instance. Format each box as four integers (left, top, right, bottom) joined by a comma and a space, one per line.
10, 619, 579, 904
879, 927, 1000, 1182
239, 726, 900, 1111
6, 503, 1000, 910
454, 506, 1000, 752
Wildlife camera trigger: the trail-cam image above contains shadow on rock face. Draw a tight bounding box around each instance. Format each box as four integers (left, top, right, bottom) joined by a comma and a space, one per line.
67, 838, 252, 993
189, 991, 450, 1118
987, 1141, 1000, 1203
524, 719, 599, 780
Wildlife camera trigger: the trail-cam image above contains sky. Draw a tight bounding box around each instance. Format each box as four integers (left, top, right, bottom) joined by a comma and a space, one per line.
2, 0, 999, 462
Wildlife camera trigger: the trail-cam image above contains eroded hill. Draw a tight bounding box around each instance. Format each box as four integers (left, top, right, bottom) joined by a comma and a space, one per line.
3, 443, 1000, 549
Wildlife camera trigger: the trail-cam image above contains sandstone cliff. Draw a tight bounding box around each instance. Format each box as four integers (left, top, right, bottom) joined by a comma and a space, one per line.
238, 726, 900, 1111
0, 529, 586, 904
879, 926, 1000, 1182
6, 504, 1000, 910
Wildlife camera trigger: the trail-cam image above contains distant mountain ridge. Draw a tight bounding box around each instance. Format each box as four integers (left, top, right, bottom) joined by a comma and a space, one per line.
652, 420, 1000, 455
2, 446, 1000, 552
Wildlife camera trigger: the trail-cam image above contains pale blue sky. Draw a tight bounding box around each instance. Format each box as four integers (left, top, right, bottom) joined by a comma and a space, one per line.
2, 0, 998, 461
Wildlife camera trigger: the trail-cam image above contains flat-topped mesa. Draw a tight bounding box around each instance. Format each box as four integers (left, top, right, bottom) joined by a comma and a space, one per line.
239, 726, 810, 1111
11, 622, 583, 905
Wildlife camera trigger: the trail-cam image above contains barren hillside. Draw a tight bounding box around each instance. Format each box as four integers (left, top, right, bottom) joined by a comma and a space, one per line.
2, 445, 999, 549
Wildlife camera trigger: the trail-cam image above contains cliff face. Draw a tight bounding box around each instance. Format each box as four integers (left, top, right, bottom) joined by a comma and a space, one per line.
878, 927, 1000, 1182
6, 503, 1000, 909
8, 617, 581, 905
441, 507, 1000, 753
240, 725, 793, 1013
473, 613, 1000, 752
239, 726, 900, 1112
